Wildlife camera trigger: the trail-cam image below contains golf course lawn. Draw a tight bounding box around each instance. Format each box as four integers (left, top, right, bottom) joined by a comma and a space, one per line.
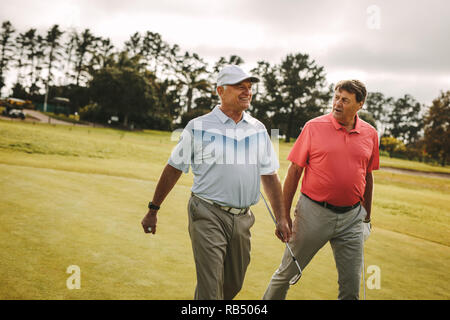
0, 120, 449, 300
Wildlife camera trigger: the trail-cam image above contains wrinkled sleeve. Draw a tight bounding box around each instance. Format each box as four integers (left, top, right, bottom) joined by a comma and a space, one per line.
367, 132, 380, 172
260, 130, 280, 175
287, 123, 311, 168
167, 123, 194, 174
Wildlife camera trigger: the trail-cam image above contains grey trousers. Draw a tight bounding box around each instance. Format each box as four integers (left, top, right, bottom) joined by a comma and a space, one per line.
188, 195, 255, 300
263, 194, 366, 300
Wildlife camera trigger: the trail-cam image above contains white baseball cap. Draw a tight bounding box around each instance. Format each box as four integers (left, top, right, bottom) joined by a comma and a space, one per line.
217, 65, 260, 87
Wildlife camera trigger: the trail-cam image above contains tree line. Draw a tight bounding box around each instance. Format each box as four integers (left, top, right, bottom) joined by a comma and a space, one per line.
0, 21, 448, 165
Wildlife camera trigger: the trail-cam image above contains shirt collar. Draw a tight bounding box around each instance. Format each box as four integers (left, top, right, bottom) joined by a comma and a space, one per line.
353, 114, 362, 133
328, 112, 361, 133
241, 111, 251, 123
213, 105, 250, 124
213, 105, 229, 124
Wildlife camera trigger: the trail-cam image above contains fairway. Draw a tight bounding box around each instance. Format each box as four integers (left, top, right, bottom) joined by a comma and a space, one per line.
0, 120, 449, 300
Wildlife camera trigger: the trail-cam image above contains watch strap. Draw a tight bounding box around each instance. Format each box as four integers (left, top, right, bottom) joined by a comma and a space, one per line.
148, 201, 160, 210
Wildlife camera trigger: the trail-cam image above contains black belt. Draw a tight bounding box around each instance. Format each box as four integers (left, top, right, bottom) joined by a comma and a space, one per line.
303, 193, 360, 214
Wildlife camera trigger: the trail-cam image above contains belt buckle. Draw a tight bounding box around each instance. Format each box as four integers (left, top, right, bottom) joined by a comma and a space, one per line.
230, 207, 240, 215
221, 206, 236, 215
228, 207, 247, 215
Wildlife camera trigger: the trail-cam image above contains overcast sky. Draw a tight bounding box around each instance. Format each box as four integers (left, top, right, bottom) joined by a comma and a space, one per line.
1, 0, 449, 105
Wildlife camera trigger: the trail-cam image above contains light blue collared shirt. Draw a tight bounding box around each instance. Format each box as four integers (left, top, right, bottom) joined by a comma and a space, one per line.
168, 106, 279, 208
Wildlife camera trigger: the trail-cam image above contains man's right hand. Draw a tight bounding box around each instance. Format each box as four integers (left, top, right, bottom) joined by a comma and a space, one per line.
141, 210, 158, 234
141, 164, 182, 236
275, 216, 292, 243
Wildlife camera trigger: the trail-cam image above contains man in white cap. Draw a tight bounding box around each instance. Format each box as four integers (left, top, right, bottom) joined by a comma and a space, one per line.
141, 65, 291, 300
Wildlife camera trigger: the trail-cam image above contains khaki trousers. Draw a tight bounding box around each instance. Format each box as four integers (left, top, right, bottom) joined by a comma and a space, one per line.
188, 195, 255, 300
263, 194, 366, 300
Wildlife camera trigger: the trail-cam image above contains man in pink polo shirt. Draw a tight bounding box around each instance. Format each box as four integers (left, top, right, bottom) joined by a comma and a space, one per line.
263, 80, 379, 300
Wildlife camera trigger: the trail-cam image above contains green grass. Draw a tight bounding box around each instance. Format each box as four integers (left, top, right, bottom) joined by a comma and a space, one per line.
42, 112, 91, 125
0, 119, 449, 300
380, 156, 450, 174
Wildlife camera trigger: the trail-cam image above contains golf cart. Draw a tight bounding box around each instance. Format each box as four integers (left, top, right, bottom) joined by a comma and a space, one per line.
2, 104, 25, 120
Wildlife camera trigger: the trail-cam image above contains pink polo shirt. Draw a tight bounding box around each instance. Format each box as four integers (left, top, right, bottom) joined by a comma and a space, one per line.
288, 113, 379, 207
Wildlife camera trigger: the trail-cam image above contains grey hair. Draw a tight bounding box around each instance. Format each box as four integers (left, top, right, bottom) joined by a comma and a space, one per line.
216, 85, 227, 95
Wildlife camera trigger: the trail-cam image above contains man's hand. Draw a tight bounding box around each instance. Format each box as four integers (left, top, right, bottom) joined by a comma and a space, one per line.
141, 210, 158, 234
261, 173, 292, 243
141, 164, 182, 236
363, 221, 371, 242
275, 216, 292, 243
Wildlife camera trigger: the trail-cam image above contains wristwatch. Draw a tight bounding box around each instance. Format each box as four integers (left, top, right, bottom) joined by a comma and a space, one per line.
148, 201, 160, 211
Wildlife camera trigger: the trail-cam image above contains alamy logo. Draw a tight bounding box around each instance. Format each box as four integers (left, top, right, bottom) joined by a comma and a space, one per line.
367, 5, 381, 30
66, 265, 81, 290
169, 121, 279, 166
366, 265, 381, 290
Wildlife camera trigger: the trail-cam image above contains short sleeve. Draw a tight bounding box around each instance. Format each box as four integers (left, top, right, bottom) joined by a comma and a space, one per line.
260, 130, 280, 175
167, 123, 194, 174
367, 132, 380, 172
287, 123, 311, 167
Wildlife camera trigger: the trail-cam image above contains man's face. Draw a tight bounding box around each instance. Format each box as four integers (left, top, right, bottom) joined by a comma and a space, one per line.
218, 80, 253, 111
332, 89, 363, 126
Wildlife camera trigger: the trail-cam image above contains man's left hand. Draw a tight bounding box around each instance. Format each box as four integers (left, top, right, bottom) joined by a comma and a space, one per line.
363, 221, 371, 242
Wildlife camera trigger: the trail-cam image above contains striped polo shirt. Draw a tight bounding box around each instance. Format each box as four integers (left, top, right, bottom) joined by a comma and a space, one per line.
168, 106, 279, 208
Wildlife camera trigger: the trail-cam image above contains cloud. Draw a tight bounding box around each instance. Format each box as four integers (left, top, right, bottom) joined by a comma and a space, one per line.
0, 0, 448, 103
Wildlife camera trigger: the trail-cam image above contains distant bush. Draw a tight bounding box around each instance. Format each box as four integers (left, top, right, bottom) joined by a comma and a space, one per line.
380, 136, 406, 158
379, 150, 390, 157
79, 103, 107, 123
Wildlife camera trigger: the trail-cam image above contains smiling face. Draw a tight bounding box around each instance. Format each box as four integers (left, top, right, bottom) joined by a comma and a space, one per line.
217, 79, 253, 112
332, 89, 364, 128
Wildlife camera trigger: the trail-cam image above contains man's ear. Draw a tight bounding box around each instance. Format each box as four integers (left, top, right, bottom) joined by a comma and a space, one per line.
358, 100, 364, 110
217, 86, 224, 96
